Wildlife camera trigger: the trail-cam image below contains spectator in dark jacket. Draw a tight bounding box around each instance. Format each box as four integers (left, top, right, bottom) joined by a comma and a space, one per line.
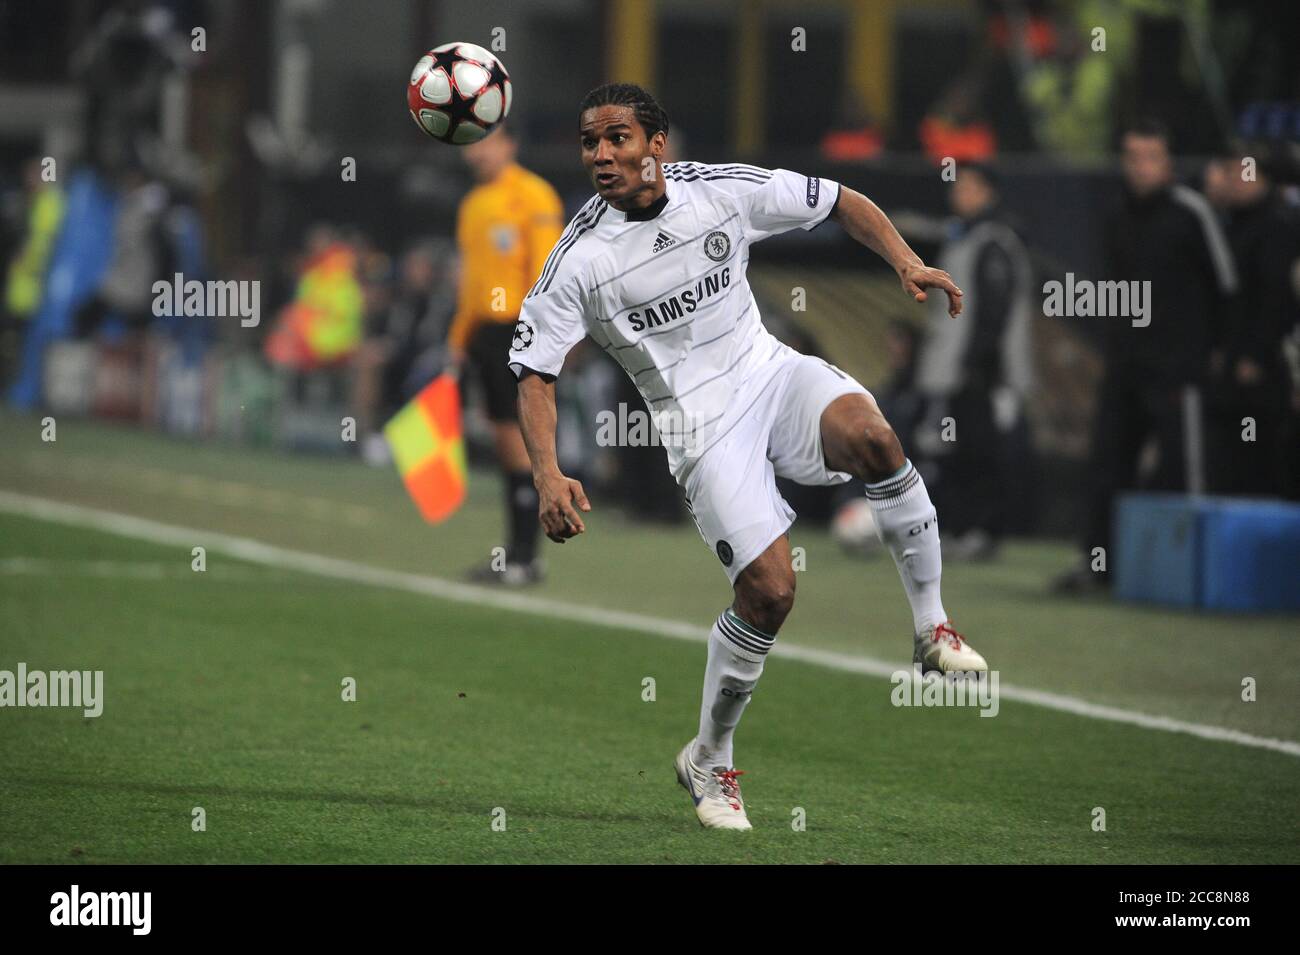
1208, 152, 1300, 496
1055, 120, 1238, 593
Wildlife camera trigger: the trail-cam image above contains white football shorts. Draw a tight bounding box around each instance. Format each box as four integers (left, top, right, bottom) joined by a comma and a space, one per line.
680, 349, 871, 584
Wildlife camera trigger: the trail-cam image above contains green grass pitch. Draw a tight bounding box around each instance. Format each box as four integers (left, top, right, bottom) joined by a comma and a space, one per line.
0, 410, 1297, 863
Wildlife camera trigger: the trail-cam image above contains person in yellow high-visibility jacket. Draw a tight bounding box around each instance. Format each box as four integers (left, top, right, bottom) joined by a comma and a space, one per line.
5, 164, 65, 320
3, 161, 64, 386
450, 125, 564, 585
264, 239, 364, 369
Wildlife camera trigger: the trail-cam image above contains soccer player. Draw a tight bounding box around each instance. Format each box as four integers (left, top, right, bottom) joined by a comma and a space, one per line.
449, 124, 565, 586
509, 84, 988, 830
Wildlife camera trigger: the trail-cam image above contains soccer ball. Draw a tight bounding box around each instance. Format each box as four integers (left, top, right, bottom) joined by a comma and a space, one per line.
407, 42, 512, 145
831, 498, 884, 557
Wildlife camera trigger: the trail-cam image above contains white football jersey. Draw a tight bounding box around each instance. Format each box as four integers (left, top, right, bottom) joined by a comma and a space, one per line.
508, 160, 842, 477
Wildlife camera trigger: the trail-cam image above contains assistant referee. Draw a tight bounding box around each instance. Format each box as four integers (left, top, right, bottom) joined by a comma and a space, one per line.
450, 124, 564, 585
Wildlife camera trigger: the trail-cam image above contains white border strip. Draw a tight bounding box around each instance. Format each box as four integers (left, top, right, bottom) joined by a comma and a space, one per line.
2, 489, 1296, 759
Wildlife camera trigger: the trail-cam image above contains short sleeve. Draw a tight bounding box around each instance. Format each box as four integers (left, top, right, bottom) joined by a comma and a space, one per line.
508, 274, 586, 380
742, 168, 841, 239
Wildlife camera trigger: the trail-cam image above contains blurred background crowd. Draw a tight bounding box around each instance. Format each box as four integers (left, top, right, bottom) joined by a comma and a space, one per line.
1, 0, 1298, 587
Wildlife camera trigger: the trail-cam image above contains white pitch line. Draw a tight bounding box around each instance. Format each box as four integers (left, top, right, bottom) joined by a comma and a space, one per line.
0, 557, 282, 582
0, 557, 174, 579
2, 489, 1297, 759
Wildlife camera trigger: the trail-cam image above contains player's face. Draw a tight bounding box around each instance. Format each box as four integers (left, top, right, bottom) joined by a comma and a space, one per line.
579, 105, 664, 206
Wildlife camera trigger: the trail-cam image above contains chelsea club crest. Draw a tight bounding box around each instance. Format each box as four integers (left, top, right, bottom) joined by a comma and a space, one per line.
703, 230, 730, 262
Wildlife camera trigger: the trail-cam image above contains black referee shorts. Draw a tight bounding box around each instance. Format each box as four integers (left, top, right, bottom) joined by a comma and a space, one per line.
465, 320, 521, 423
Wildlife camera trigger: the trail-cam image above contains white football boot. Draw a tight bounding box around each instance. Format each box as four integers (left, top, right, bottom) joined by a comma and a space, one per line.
913, 621, 988, 675
674, 740, 752, 831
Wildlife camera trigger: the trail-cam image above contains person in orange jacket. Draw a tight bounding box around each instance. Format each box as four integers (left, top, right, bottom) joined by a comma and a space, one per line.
449, 125, 564, 585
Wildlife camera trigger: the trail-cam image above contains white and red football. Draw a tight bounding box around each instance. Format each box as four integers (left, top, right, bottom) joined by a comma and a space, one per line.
407, 42, 512, 145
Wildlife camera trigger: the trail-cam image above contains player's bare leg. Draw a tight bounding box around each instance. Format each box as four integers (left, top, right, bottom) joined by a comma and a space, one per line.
731, 534, 796, 635
678, 535, 793, 830
820, 393, 987, 674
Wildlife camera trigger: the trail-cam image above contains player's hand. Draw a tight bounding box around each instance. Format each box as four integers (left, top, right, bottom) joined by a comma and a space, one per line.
535, 471, 591, 543
900, 264, 963, 318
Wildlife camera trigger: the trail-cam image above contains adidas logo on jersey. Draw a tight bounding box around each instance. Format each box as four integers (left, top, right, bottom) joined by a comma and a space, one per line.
651, 231, 677, 254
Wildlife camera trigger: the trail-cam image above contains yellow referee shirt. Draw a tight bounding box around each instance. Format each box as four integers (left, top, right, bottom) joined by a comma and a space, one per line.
448, 162, 564, 353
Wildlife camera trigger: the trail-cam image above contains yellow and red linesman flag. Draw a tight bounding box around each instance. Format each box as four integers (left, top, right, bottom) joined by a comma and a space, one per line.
383, 374, 467, 523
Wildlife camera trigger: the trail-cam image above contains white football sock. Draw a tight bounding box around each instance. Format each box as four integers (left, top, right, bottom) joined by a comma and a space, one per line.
865, 460, 948, 635
693, 609, 772, 770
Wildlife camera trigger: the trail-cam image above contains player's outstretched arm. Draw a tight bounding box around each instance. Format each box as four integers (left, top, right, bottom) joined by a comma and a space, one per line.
517, 371, 591, 543
831, 186, 964, 317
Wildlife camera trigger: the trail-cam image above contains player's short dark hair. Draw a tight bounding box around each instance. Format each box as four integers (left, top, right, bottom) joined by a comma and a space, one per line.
579, 83, 670, 139
1124, 118, 1172, 149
